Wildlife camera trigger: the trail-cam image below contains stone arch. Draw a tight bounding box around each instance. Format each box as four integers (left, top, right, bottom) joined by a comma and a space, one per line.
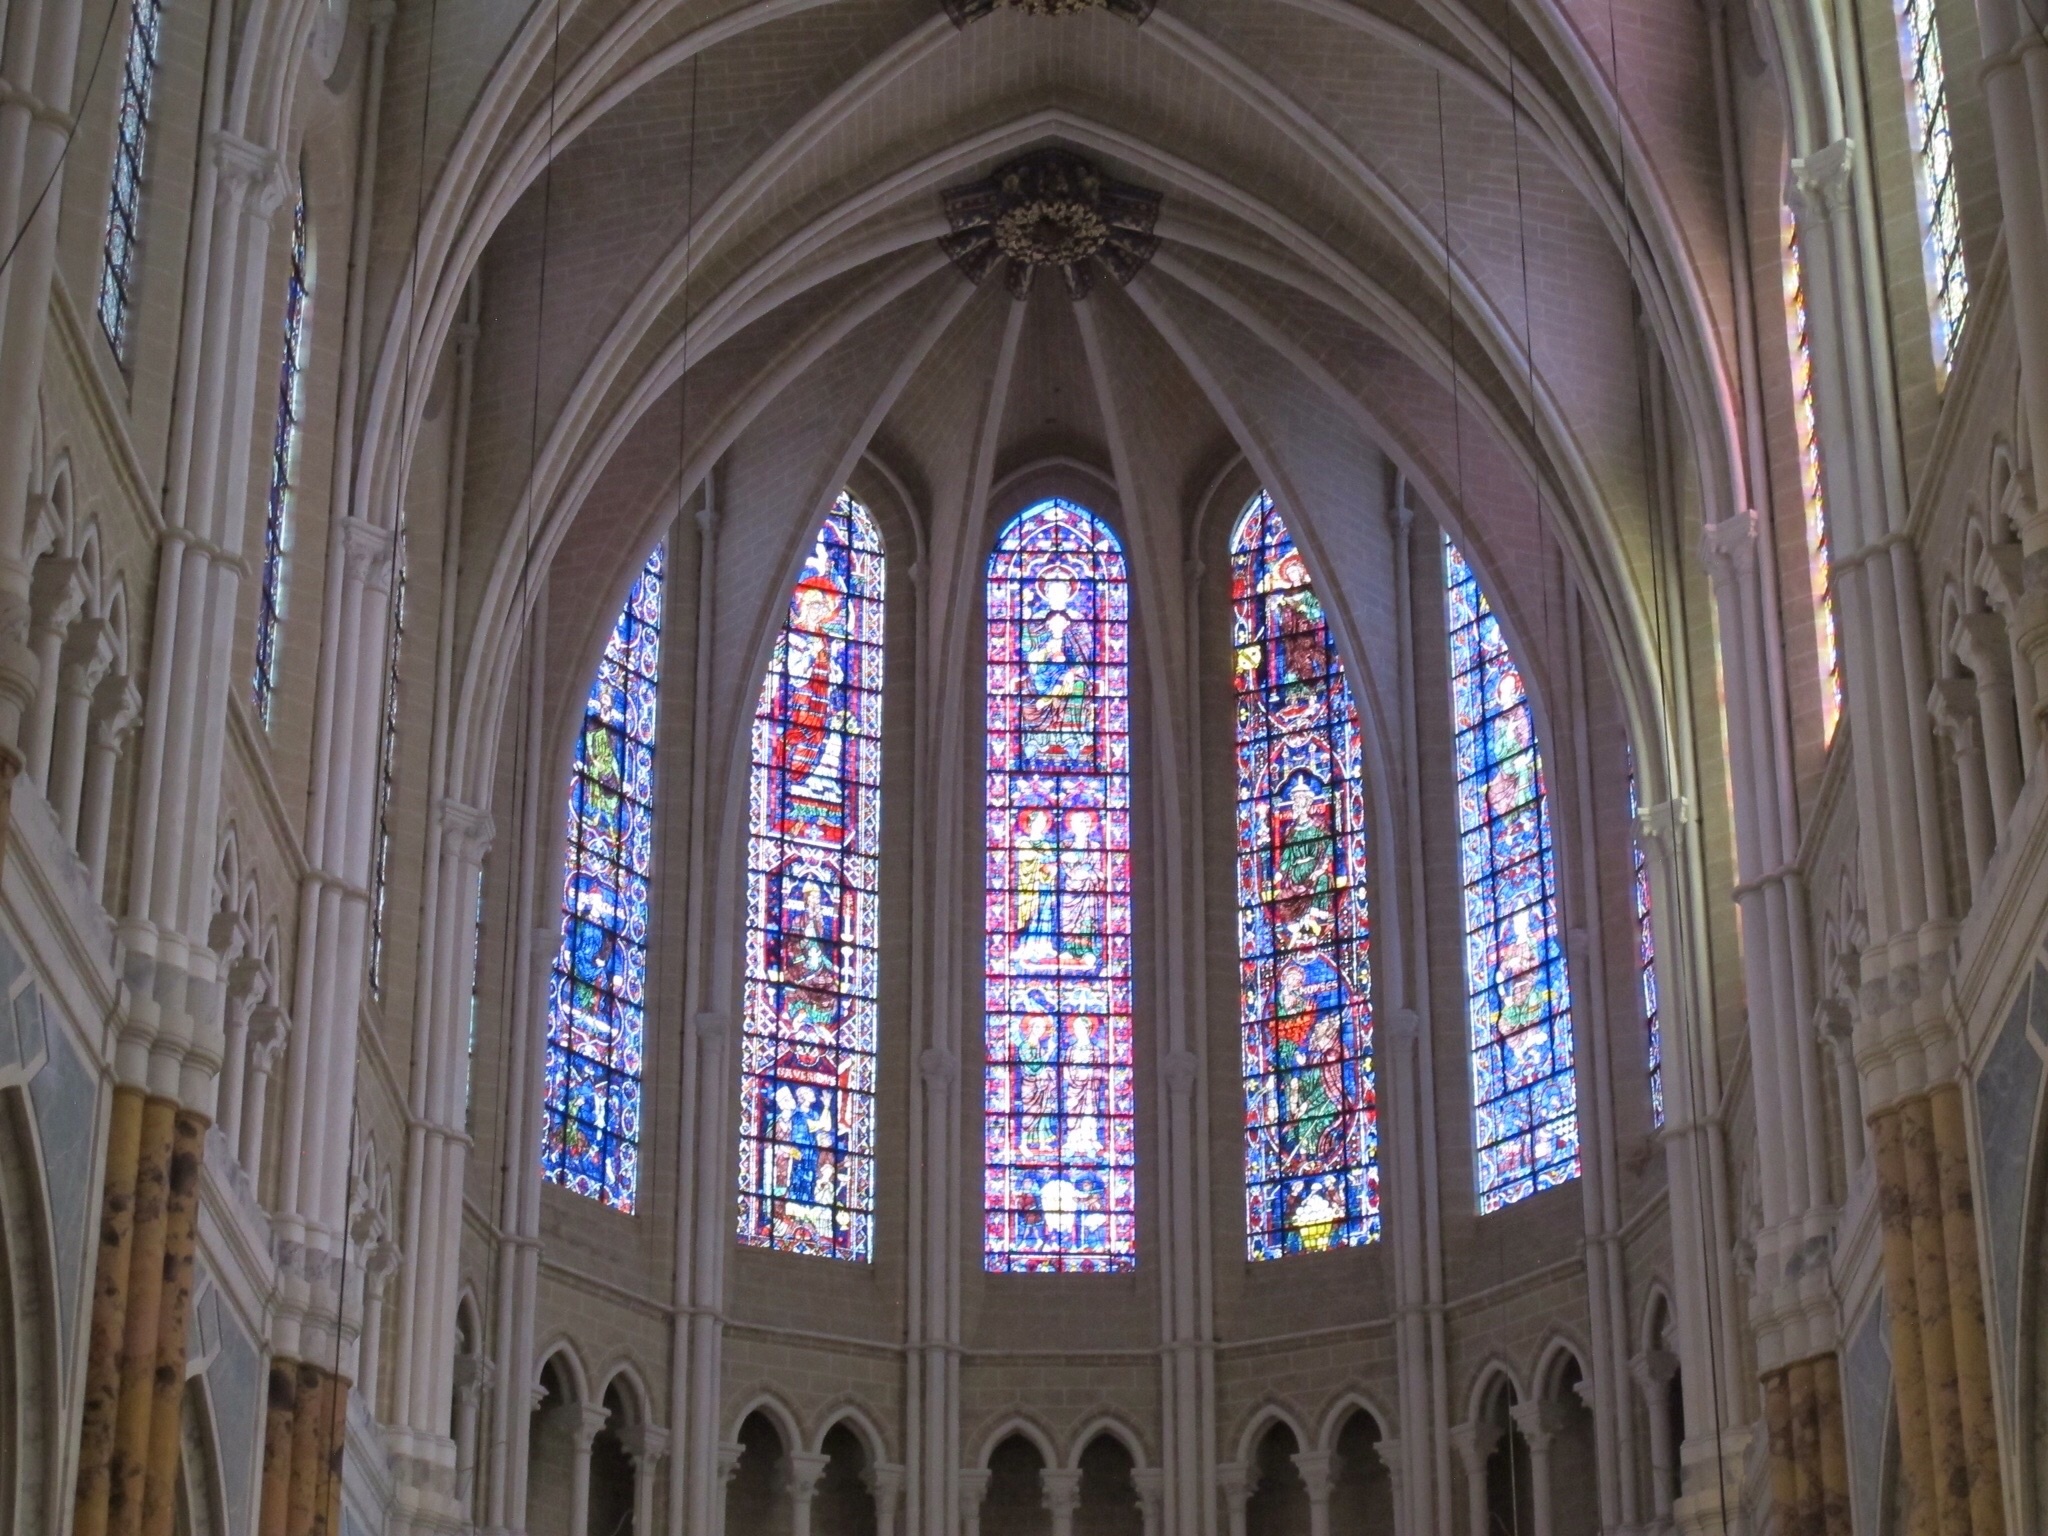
595, 1361, 653, 1429
1463, 1359, 1527, 1427
1233, 1402, 1311, 1470
975, 1413, 1061, 1472
1314, 1392, 1391, 1456
731, 1389, 803, 1458
814, 1400, 891, 1465
1064, 1413, 1147, 1472
1532, 1333, 1592, 1403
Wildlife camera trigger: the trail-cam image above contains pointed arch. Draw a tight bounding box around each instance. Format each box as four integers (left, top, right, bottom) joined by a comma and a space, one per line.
738, 494, 886, 1263
1230, 491, 1378, 1259
1443, 538, 1578, 1212
541, 545, 667, 1212
982, 498, 1136, 1274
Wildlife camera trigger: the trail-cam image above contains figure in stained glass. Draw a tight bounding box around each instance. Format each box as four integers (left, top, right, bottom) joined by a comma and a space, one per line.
541, 547, 666, 1213
1445, 538, 1579, 1213
739, 496, 885, 1261
1231, 494, 1377, 1260
984, 499, 1136, 1273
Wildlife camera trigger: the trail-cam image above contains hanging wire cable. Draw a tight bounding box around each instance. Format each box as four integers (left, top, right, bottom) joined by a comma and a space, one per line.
0, 0, 124, 282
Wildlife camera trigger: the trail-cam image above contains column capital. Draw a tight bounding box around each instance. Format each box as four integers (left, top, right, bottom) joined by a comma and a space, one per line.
1814, 997, 1856, 1050
1162, 1048, 1199, 1095
716, 1440, 747, 1484
210, 130, 290, 217
58, 616, 113, 693
1509, 1400, 1567, 1450
1041, 1467, 1082, 1515
1631, 1348, 1681, 1393
1131, 1466, 1166, 1505
1699, 509, 1758, 589
453, 1351, 495, 1402
1928, 676, 1983, 745
1633, 795, 1695, 860
338, 516, 399, 594
619, 1422, 670, 1465
1788, 137, 1856, 220
863, 1459, 905, 1500
1449, 1419, 1502, 1474
1956, 611, 2016, 681
28, 555, 84, 635
786, 1449, 831, 1499
1215, 1459, 1250, 1503
1372, 1434, 1402, 1475
1290, 1450, 1335, 1501
435, 797, 496, 864
920, 1044, 960, 1085
957, 1466, 992, 1518
89, 673, 141, 747
567, 1401, 612, 1452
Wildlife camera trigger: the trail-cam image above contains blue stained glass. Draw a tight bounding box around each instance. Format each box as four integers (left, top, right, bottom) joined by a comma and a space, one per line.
252, 190, 309, 725
738, 495, 886, 1262
1231, 494, 1378, 1260
1627, 760, 1665, 1128
1895, 0, 1968, 371
97, 0, 166, 356
1444, 539, 1578, 1212
983, 499, 1136, 1273
542, 546, 665, 1213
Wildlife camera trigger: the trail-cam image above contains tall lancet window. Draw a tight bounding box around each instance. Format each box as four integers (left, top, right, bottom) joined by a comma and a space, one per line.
1231, 493, 1378, 1258
1894, 0, 1967, 370
1627, 757, 1664, 1127
97, 0, 168, 355
984, 499, 1135, 1273
252, 187, 310, 725
1782, 206, 1842, 747
542, 546, 665, 1212
739, 495, 886, 1261
1444, 539, 1578, 1211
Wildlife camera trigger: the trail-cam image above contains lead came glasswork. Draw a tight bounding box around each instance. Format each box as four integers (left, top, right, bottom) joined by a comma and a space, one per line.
1895, 0, 1968, 371
1444, 539, 1579, 1212
984, 499, 1136, 1272
1781, 205, 1843, 746
541, 546, 666, 1212
738, 496, 886, 1261
1628, 759, 1664, 1128
252, 190, 310, 725
97, 0, 167, 356
1231, 494, 1378, 1259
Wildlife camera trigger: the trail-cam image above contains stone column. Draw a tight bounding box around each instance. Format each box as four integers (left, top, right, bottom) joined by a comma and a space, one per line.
566, 1403, 613, 1536
1449, 1422, 1499, 1536
619, 1423, 668, 1536
214, 958, 267, 1164
355, 1241, 400, 1425
1632, 1350, 1681, 1523
957, 1468, 991, 1536
1509, 1403, 1561, 1536
237, 1006, 286, 1176
1372, 1435, 1404, 1533
79, 673, 140, 900
1041, 1467, 1081, 1536
1131, 1467, 1164, 1536
1215, 1461, 1249, 1536
866, 1460, 904, 1536
21, 554, 81, 789
1955, 614, 2024, 831
451, 1353, 493, 1524
1291, 1450, 1333, 1536
786, 1450, 831, 1536
1928, 679, 1994, 883
1814, 1002, 1865, 1179
49, 617, 111, 841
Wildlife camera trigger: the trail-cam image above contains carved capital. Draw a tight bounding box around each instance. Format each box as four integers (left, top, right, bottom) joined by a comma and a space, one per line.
620, 1422, 670, 1466
1290, 1451, 1335, 1501
1509, 1400, 1566, 1450
211, 131, 290, 218
957, 1467, 992, 1516
90, 673, 141, 748
1633, 796, 1695, 862
225, 955, 270, 1028
1699, 509, 1758, 590
865, 1460, 906, 1501
1214, 1460, 1250, 1505
1814, 997, 1855, 1048
361, 1238, 402, 1291
1162, 1048, 1199, 1095
59, 617, 114, 695
246, 1003, 290, 1064
1631, 1347, 1681, 1392
1041, 1467, 1082, 1515
1131, 1466, 1165, 1508
338, 517, 398, 594
28, 556, 84, 637
453, 1351, 495, 1402
1955, 611, 2015, 683
920, 1045, 960, 1086
716, 1440, 747, 1484
437, 798, 496, 866
567, 1401, 613, 1452
1449, 1420, 1501, 1475
1789, 138, 1856, 221
1928, 676, 1982, 748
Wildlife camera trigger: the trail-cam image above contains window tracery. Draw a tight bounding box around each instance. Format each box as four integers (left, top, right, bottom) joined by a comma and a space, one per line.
1894, 0, 1968, 370
252, 187, 309, 725
97, 0, 167, 356
542, 545, 665, 1211
1444, 539, 1578, 1211
1781, 205, 1843, 747
1230, 493, 1377, 1258
739, 495, 886, 1261
984, 498, 1135, 1272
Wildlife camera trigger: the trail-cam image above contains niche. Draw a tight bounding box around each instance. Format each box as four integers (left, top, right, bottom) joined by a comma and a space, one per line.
983, 1433, 1050, 1536
1547, 1359, 1599, 1535
727, 1411, 792, 1535
1075, 1433, 1141, 1536
1329, 1411, 1394, 1533
813, 1422, 878, 1536
1245, 1422, 1309, 1536
588, 1384, 636, 1536
527, 1359, 578, 1536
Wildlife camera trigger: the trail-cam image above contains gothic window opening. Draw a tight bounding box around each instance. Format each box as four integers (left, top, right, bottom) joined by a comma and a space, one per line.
97, 0, 167, 356
983, 498, 1135, 1272
1230, 493, 1378, 1259
369, 531, 407, 996
1781, 205, 1843, 747
738, 495, 885, 1262
252, 186, 310, 725
1444, 538, 1578, 1212
1895, 0, 1968, 370
1628, 756, 1664, 1127
541, 545, 665, 1212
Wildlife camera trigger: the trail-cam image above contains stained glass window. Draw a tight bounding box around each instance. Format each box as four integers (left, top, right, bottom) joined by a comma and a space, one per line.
1782, 205, 1843, 746
368, 532, 408, 996
541, 546, 666, 1212
97, 0, 167, 356
1231, 493, 1378, 1259
252, 188, 310, 725
1445, 538, 1578, 1212
739, 495, 886, 1261
984, 499, 1135, 1272
1895, 0, 1967, 371
1627, 757, 1664, 1128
